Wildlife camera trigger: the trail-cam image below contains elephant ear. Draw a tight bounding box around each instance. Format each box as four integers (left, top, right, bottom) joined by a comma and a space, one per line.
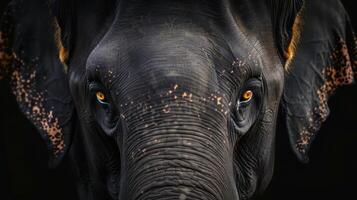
0, 0, 74, 167
281, 0, 357, 162
269, 0, 304, 64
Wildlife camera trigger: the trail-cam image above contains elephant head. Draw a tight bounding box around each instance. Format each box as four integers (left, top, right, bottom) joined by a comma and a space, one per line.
0, 0, 356, 199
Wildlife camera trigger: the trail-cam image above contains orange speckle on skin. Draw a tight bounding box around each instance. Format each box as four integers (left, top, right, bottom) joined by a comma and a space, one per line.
11, 55, 65, 157
296, 39, 356, 153
216, 97, 222, 105
174, 84, 179, 90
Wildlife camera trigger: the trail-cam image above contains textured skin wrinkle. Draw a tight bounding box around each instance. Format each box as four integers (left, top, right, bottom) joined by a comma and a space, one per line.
121, 101, 232, 200
233, 103, 277, 200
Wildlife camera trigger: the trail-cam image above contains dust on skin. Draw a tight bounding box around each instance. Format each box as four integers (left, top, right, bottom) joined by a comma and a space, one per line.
100, 66, 234, 121
296, 39, 356, 153
102, 50, 260, 122
10, 54, 65, 157
116, 82, 229, 120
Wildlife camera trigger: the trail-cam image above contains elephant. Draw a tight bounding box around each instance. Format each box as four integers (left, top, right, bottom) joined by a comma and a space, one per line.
0, 0, 356, 199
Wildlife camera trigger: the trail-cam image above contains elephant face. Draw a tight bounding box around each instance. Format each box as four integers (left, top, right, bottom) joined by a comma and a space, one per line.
0, 0, 356, 200
67, 2, 284, 199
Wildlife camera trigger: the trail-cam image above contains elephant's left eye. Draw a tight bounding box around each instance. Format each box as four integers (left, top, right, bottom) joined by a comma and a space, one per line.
96, 91, 109, 105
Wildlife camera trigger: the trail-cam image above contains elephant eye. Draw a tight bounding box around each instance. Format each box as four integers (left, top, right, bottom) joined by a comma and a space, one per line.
89, 82, 111, 106
233, 78, 263, 134
96, 91, 109, 105
89, 82, 119, 137
240, 90, 253, 103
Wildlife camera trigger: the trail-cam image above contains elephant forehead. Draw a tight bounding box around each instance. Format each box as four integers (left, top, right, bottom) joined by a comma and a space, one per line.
87, 27, 260, 87
88, 25, 228, 66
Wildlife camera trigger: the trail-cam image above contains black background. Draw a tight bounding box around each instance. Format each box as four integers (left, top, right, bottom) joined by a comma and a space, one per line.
0, 1, 356, 200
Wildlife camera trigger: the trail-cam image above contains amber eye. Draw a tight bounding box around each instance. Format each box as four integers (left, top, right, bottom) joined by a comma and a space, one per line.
96, 91, 107, 103
241, 90, 253, 102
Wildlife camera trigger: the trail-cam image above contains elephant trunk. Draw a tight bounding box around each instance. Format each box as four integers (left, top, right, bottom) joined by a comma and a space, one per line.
118, 103, 239, 200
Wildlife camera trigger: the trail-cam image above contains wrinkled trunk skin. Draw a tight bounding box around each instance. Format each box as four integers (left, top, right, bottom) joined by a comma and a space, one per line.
118, 101, 239, 200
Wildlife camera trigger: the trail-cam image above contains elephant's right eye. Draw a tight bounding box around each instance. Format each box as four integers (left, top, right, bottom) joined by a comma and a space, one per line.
233, 78, 263, 134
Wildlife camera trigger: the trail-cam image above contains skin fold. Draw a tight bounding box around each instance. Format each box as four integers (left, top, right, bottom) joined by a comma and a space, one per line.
0, 0, 356, 200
